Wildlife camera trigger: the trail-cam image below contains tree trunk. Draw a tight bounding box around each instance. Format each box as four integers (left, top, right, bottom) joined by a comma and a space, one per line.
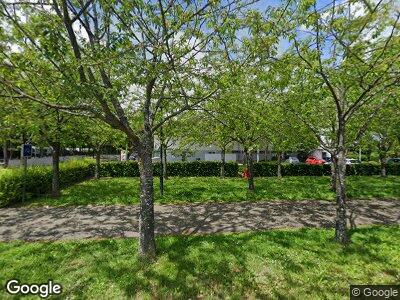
379, 154, 387, 177
181, 151, 187, 162
95, 148, 101, 179
3, 140, 10, 168
378, 141, 387, 177
125, 145, 129, 161
159, 125, 165, 194
51, 142, 61, 198
277, 151, 282, 178
137, 133, 156, 259
334, 134, 349, 245
245, 149, 255, 191
159, 142, 164, 195
163, 145, 168, 179
330, 162, 336, 191
220, 147, 226, 178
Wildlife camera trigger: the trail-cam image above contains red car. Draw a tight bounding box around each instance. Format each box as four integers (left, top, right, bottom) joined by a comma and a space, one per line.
305, 156, 326, 165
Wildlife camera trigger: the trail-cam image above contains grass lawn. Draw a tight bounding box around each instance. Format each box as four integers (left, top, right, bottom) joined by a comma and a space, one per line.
0, 226, 399, 299
22, 175, 400, 207
0, 168, 11, 177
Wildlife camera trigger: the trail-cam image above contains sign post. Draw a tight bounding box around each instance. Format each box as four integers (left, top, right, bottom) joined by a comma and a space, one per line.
23, 144, 32, 157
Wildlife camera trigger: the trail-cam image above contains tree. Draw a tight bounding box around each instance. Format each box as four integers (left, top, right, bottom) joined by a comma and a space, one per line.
264, 103, 318, 177
81, 120, 125, 179
362, 97, 400, 176
0, 0, 252, 258
171, 111, 234, 178
286, 0, 400, 243
203, 65, 268, 191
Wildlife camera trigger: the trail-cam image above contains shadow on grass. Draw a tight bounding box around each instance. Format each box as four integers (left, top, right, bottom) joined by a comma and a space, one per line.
107, 227, 399, 298
1, 226, 394, 298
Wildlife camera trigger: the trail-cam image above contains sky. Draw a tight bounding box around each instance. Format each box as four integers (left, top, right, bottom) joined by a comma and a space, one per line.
246, 0, 347, 55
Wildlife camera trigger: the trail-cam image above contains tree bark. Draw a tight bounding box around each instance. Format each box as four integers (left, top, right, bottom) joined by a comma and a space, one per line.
330, 162, 336, 191
163, 145, 168, 179
137, 133, 156, 259
159, 125, 165, 194
378, 141, 388, 177
181, 151, 187, 162
159, 142, 164, 195
245, 149, 255, 191
51, 142, 61, 198
95, 148, 101, 179
334, 129, 349, 245
277, 151, 282, 178
3, 140, 10, 168
379, 154, 387, 177
220, 147, 226, 178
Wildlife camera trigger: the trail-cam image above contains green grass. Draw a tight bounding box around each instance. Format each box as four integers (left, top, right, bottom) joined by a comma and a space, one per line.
0, 226, 399, 299
0, 168, 11, 177
22, 175, 400, 207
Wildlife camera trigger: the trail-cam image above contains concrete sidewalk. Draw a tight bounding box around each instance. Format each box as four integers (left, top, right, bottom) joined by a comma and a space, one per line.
0, 200, 399, 242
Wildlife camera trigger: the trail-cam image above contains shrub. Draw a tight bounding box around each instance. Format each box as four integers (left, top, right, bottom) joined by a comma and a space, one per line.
0, 159, 94, 207
100, 161, 239, 177
100, 161, 140, 177
346, 162, 399, 176
253, 162, 400, 177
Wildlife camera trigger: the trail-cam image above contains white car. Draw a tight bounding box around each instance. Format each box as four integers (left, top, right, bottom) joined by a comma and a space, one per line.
286, 157, 300, 164
346, 158, 360, 165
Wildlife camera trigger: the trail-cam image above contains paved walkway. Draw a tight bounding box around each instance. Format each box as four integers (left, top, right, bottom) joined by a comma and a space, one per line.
0, 200, 399, 241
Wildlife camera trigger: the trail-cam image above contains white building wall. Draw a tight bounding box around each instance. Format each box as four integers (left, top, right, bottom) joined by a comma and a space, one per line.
204, 153, 236, 162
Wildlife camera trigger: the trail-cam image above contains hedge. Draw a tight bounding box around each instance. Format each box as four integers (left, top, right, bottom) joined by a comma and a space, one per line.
1, 159, 397, 207
100, 161, 239, 177
0, 159, 94, 207
253, 162, 400, 177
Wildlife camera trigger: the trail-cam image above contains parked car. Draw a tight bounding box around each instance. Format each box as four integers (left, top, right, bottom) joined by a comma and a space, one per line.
346, 158, 360, 165
286, 157, 300, 164
387, 158, 400, 164
305, 156, 326, 165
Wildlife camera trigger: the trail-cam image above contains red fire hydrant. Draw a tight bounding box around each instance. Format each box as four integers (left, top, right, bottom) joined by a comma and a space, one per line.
242, 168, 250, 179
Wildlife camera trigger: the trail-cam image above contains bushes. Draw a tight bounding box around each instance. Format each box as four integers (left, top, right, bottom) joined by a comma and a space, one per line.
0, 159, 94, 207
100, 161, 140, 177
100, 161, 399, 178
253, 162, 400, 177
99, 161, 239, 177
253, 162, 331, 177
347, 163, 399, 176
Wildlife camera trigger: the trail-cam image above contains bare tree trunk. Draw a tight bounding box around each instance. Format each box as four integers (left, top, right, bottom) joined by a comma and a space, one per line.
378, 142, 387, 177
95, 148, 101, 179
159, 142, 164, 195
51, 142, 61, 198
220, 147, 226, 178
137, 132, 156, 259
379, 154, 387, 177
277, 151, 282, 178
334, 128, 349, 244
330, 162, 336, 191
245, 149, 255, 191
159, 125, 164, 194
181, 151, 187, 162
20, 134, 28, 170
3, 140, 10, 168
163, 145, 168, 179
20, 138, 28, 202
